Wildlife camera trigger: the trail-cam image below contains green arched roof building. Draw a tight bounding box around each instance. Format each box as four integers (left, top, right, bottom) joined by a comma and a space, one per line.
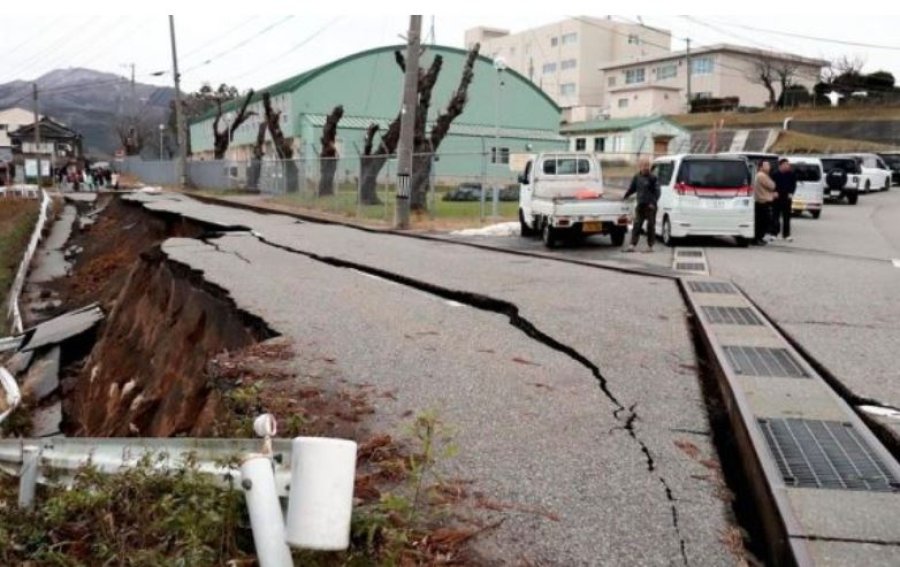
188, 44, 565, 177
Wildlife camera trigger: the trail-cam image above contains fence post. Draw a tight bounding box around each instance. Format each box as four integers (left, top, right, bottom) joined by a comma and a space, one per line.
429, 153, 436, 222
19, 445, 40, 509
241, 455, 294, 567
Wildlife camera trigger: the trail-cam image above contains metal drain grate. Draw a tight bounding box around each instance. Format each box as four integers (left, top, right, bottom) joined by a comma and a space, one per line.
702, 306, 763, 326
688, 281, 736, 294
677, 250, 704, 258
758, 418, 899, 492
723, 346, 809, 378
676, 262, 707, 272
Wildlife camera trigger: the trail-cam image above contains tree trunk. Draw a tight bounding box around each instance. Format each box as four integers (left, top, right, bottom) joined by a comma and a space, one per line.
213, 90, 255, 160
318, 105, 344, 196
262, 91, 298, 192
410, 153, 433, 211
247, 122, 267, 191
359, 154, 388, 205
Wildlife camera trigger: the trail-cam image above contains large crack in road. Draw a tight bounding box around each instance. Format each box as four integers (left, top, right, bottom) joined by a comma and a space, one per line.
209, 229, 693, 566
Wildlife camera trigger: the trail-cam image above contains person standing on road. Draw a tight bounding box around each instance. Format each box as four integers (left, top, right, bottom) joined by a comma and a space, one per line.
623, 158, 660, 253
771, 159, 797, 242
753, 160, 777, 245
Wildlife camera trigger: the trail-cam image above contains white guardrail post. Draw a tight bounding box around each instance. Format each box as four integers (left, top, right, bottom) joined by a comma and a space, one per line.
18, 445, 40, 509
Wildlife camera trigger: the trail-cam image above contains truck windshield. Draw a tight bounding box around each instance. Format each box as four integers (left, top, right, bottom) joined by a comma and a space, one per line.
678, 160, 749, 188
793, 164, 821, 182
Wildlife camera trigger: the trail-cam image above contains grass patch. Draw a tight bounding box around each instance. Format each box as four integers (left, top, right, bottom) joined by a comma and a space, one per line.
670, 104, 900, 129
771, 130, 895, 153
0, 199, 40, 327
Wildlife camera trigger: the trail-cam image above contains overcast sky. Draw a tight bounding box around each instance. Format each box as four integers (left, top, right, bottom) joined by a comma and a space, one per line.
1, 14, 899, 93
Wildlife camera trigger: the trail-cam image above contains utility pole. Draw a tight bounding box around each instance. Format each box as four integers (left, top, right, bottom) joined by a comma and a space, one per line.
394, 15, 422, 230
32, 84, 42, 189
169, 16, 186, 187
685, 38, 692, 112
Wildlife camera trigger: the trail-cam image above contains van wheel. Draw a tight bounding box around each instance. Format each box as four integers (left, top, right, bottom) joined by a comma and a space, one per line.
811, 210, 821, 219
519, 209, 536, 237
542, 221, 557, 248
610, 227, 626, 247
662, 217, 677, 247
735, 237, 751, 248
884, 179, 891, 191
847, 192, 859, 205
864, 180, 871, 193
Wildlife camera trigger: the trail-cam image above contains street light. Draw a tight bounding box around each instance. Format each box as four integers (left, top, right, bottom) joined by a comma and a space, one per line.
158, 124, 165, 159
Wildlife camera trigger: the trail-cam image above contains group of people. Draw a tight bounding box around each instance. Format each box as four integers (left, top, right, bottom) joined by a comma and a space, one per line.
753, 159, 797, 245
56, 166, 118, 192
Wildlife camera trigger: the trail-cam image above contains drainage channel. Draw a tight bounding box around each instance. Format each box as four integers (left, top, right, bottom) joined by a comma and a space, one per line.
681, 275, 900, 566
673, 247, 710, 276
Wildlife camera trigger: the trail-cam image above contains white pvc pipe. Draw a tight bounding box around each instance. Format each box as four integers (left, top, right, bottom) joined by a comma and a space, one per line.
240, 455, 293, 567
285, 437, 357, 551
0, 366, 21, 425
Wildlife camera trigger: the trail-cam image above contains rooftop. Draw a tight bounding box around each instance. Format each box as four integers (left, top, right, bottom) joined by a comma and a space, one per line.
561, 115, 684, 134
599, 43, 829, 71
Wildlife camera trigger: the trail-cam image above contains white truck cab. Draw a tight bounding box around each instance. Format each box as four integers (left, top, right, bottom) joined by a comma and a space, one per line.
652, 154, 754, 247
784, 156, 825, 219
518, 152, 631, 248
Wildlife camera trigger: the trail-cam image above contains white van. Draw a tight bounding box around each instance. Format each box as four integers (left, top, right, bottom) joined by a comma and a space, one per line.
785, 156, 824, 219
651, 154, 754, 247
847, 153, 892, 192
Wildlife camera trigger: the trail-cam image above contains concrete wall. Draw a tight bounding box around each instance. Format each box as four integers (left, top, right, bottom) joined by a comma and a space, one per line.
0, 107, 38, 148
608, 88, 683, 119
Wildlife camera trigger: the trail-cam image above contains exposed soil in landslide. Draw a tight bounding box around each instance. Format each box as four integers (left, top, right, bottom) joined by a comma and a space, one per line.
43, 196, 274, 437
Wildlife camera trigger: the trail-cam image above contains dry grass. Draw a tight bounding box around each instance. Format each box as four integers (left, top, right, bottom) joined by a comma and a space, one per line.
670, 104, 900, 129
0, 198, 40, 324
770, 130, 895, 154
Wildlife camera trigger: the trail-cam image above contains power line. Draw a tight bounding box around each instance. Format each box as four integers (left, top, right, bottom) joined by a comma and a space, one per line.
704, 20, 900, 51
180, 16, 262, 62
182, 16, 296, 74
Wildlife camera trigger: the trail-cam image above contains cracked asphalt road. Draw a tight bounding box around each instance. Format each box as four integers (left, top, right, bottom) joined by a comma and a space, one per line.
126, 192, 734, 566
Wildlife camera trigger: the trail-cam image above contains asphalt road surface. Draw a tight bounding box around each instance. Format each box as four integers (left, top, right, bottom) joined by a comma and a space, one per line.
127, 192, 735, 566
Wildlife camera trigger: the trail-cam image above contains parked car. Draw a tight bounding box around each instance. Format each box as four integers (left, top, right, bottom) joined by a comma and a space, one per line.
518, 152, 631, 248
443, 182, 483, 202
818, 156, 861, 205
652, 154, 754, 247
846, 153, 892, 192
720, 152, 779, 178
877, 152, 900, 187
784, 156, 824, 219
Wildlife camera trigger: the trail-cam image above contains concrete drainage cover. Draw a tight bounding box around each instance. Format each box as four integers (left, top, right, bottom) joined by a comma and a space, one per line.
676, 262, 707, 272
702, 306, 763, 326
723, 346, 810, 378
687, 281, 736, 294
758, 418, 900, 492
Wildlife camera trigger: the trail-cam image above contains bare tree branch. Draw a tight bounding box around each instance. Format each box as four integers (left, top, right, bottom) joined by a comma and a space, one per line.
430, 43, 480, 150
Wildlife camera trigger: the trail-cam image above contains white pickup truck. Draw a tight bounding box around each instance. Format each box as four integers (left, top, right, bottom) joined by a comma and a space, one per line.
518, 153, 632, 248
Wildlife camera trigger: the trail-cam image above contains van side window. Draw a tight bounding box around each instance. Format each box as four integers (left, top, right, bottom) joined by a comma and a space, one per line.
652, 162, 674, 185
577, 159, 590, 174
542, 160, 556, 175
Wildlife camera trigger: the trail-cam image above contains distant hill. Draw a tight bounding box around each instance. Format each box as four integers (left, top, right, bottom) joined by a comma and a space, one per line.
0, 68, 174, 157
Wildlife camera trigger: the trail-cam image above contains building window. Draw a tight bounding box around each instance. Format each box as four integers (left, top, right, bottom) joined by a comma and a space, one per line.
618, 98, 629, 108
594, 137, 606, 152
625, 68, 646, 84
695, 91, 713, 100
691, 56, 714, 75
551, 36, 558, 47
559, 83, 576, 96
656, 64, 677, 80
542, 62, 557, 74
0, 124, 7, 131
491, 147, 510, 165
628, 33, 640, 45
575, 138, 586, 151
560, 58, 577, 70
561, 32, 578, 45
608, 76, 617, 87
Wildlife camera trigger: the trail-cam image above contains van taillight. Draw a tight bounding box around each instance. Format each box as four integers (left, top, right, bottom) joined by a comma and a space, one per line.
736, 185, 752, 197
675, 182, 689, 195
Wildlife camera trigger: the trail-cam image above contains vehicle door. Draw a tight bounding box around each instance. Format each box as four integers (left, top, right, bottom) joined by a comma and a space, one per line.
793, 162, 823, 205
518, 160, 534, 224
651, 160, 675, 227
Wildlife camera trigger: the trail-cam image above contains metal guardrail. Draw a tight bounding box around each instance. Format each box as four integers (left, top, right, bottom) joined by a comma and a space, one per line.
0, 436, 293, 496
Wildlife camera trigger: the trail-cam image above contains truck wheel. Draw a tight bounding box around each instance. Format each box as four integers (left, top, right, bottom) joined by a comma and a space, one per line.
735, 237, 751, 248
519, 209, 536, 237
610, 227, 626, 247
811, 210, 821, 219
847, 192, 859, 205
542, 222, 557, 248
662, 217, 677, 247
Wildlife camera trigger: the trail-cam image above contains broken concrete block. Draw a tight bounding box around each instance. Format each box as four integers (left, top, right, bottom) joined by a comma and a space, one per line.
22, 346, 60, 402
31, 402, 62, 437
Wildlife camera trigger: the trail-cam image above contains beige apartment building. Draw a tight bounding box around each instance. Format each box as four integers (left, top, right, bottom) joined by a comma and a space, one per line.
600, 44, 827, 119
465, 17, 671, 122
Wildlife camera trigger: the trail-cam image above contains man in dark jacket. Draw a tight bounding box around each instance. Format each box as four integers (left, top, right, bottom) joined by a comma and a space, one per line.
770, 159, 797, 241
623, 158, 660, 252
